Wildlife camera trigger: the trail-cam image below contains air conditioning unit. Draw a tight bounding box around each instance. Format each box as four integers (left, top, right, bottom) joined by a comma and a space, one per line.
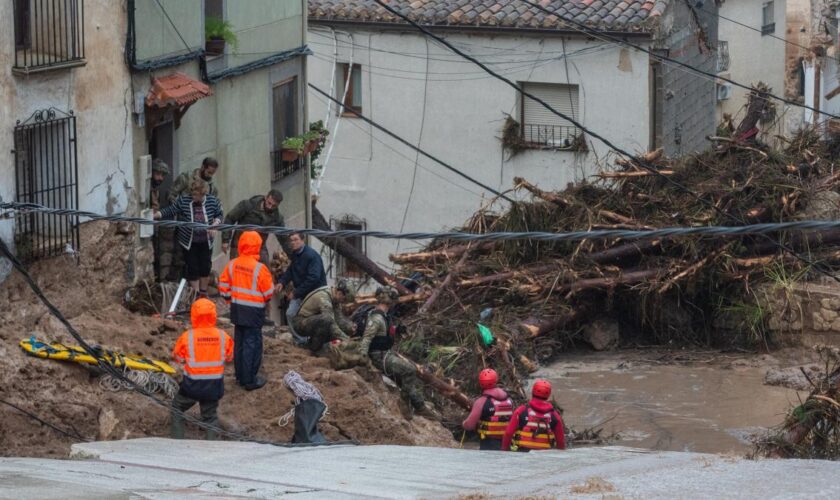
717, 83, 732, 101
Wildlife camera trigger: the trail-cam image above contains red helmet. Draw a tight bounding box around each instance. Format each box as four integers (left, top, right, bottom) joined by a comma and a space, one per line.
478, 368, 498, 389
532, 379, 552, 399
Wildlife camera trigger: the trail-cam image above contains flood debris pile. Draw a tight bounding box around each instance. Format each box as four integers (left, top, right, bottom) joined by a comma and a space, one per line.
369, 124, 840, 402
754, 345, 840, 459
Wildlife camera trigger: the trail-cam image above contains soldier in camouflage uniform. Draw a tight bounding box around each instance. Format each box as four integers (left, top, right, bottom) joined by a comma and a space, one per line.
356, 286, 439, 419
292, 280, 355, 351
221, 189, 289, 263
150, 159, 169, 281
160, 158, 220, 281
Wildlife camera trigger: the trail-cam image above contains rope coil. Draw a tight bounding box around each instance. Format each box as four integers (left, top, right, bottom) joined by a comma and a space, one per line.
277, 370, 329, 427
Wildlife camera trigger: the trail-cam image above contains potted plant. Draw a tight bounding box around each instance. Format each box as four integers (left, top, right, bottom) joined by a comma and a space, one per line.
205, 16, 238, 56
281, 136, 305, 161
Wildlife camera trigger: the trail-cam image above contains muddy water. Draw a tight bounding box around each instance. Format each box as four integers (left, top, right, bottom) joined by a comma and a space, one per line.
538, 354, 805, 454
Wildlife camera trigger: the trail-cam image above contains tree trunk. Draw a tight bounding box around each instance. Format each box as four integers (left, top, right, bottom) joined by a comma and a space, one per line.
390, 242, 494, 264
564, 269, 660, 295
585, 240, 661, 265
394, 353, 472, 410
518, 309, 589, 338
457, 263, 565, 288
312, 202, 411, 295
513, 177, 572, 207
418, 245, 475, 314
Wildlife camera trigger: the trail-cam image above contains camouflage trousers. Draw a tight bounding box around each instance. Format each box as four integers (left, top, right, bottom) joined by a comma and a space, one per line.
294, 313, 343, 352
369, 350, 425, 410
157, 227, 184, 282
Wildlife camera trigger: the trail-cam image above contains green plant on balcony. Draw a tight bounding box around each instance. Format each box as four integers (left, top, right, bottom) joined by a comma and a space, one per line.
205, 16, 238, 56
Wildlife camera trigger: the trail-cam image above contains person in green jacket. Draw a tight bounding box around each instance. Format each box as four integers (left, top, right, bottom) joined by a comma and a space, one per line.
222, 189, 288, 264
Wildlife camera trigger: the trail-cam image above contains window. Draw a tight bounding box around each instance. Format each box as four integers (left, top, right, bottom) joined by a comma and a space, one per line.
331, 216, 366, 278
520, 82, 580, 148
717, 41, 730, 73
12, 0, 85, 73
205, 0, 223, 20
271, 78, 301, 181
762, 1, 775, 35
338, 63, 362, 115
12, 108, 80, 263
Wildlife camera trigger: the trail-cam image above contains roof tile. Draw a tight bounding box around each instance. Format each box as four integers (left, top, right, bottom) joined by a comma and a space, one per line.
146, 72, 213, 109
308, 0, 667, 32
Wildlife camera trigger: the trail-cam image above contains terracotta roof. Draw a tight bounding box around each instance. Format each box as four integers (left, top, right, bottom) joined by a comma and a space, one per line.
308, 0, 669, 33
146, 72, 213, 109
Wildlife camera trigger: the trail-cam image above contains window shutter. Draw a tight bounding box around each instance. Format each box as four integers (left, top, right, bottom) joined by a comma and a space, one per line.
522, 83, 579, 129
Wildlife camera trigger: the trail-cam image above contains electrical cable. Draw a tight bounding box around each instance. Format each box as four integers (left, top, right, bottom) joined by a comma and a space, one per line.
152, 0, 197, 56
514, 0, 839, 120
309, 84, 513, 202
368, 0, 840, 284
698, 2, 811, 52
10, 201, 840, 243
0, 398, 89, 442
0, 238, 356, 448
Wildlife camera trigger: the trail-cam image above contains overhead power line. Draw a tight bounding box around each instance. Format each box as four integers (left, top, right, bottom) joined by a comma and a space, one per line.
515, 0, 837, 120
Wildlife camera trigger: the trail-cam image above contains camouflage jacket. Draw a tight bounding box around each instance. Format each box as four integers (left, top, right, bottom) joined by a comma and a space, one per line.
222, 195, 287, 250
296, 287, 352, 338
357, 311, 388, 355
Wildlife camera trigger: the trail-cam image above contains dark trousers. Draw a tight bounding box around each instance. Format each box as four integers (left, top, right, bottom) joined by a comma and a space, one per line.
234, 326, 263, 386
479, 438, 503, 451
170, 392, 219, 440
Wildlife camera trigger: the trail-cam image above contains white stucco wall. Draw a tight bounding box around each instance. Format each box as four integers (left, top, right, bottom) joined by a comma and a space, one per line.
307, 28, 651, 281
0, 0, 134, 221
718, 0, 788, 137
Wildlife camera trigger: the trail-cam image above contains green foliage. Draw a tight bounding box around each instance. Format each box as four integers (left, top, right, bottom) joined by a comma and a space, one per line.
205, 16, 238, 51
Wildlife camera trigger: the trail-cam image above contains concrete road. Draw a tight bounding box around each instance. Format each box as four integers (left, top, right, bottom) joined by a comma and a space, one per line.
0, 438, 837, 498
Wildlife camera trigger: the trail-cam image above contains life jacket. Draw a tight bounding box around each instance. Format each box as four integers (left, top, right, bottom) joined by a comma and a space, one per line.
512, 404, 558, 450
351, 307, 394, 352
477, 394, 514, 440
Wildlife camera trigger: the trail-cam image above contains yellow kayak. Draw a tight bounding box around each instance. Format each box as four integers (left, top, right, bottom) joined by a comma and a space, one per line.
20, 338, 176, 374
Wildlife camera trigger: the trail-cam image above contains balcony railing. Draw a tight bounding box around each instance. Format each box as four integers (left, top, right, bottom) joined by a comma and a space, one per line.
522, 124, 580, 149
717, 40, 730, 73
271, 150, 303, 182
12, 0, 86, 73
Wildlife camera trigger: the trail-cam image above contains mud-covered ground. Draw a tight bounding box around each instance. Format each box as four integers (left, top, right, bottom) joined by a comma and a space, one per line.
0, 222, 454, 458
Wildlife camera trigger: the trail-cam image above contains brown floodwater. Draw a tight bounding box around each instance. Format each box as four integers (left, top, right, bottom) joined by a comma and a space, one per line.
538, 353, 807, 454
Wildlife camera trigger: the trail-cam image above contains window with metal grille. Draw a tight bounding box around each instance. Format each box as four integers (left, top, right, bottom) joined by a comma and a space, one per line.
12, 108, 80, 263
330, 216, 366, 278
338, 63, 362, 115
12, 0, 85, 73
271, 77, 301, 181
520, 82, 580, 148
762, 1, 775, 35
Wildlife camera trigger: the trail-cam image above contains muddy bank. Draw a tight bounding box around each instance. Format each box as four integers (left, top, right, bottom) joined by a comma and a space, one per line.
538, 349, 817, 454
0, 222, 454, 458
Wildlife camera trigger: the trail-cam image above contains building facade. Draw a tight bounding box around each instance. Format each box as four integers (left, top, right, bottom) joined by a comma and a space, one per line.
307, 0, 718, 286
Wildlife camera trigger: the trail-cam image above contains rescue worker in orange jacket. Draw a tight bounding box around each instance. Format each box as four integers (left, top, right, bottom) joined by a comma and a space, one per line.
171, 298, 234, 440
462, 368, 514, 450
502, 379, 566, 451
218, 231, 274, 390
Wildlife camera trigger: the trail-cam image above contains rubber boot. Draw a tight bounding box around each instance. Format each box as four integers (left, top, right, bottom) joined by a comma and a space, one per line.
205, 427, 219, 440
171, 415, 185, 439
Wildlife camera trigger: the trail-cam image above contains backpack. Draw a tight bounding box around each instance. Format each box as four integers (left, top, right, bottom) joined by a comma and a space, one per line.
351, 306, 395, 338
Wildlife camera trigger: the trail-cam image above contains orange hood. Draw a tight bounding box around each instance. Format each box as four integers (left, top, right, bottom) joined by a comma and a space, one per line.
190, 298, 217, 328
237, 230, 263, 258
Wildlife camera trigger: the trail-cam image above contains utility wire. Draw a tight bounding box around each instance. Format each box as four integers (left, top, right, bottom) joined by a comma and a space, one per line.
371, 0, 840, 284
0, 398, 89, 442
0, 238, 355, 448
309, 84, 513, 202
8, 202, 840, 243
153, 0, 197, 56
515, 0, 838, 120
699, 2, 811, 52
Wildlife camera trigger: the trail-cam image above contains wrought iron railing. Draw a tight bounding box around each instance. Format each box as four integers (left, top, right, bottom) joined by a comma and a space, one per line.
523, 124, 580, 148
12, 0, 86, 72
717, 40, 730, 73
270, 150, 303, 182
12, 108, 80, 263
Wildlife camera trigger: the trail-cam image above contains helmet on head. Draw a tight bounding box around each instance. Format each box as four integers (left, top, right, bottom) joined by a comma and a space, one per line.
478, 368, 498, 389
335, 279, 354, 302
151, 159, 169, 175
532, 379, 551, 400
375, 286, 398, 305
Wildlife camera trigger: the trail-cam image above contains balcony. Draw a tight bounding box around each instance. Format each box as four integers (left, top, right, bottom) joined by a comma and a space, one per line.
522, 124, 581, 149
12, 0, 86, 74
271, 150, 303, 182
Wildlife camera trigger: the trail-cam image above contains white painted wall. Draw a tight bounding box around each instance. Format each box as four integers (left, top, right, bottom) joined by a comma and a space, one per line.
718, 0, 789, 137
0, 0, 134, 219
307, 28, 651, 285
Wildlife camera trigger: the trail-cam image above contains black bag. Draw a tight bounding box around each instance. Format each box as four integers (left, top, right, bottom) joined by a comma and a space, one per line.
291, 399, 327, 444
350, 304, 376, 337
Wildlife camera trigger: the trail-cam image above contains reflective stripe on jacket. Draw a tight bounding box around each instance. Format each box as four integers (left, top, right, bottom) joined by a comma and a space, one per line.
512, 405, 557, 450
478, 395, 514, 440
218, 231, 274, 328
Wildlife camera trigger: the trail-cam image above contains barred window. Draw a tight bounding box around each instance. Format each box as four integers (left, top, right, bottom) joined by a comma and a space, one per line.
12, 0, 86, 73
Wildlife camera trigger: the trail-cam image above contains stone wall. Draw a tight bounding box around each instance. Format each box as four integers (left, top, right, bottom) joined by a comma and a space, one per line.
759, 282, 840, 345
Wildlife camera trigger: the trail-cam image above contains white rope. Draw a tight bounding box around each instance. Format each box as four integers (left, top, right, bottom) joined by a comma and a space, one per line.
99, 367, 178, 399
277, 370, 329, 427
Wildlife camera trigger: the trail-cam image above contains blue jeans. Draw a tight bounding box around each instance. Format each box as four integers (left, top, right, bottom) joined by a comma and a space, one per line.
234, 326, 262, 386
286, 298, 306, 344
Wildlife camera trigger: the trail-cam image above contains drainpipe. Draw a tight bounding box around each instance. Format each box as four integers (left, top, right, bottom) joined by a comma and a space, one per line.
302, 0, 312, 230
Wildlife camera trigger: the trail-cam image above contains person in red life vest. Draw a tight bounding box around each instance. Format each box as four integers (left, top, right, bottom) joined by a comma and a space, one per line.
462, 368, 514, 450
170, 298, 234, 440
502, 379, 566, 452
218, 230, 274, 390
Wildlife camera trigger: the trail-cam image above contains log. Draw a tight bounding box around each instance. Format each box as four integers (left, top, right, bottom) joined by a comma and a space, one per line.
585, 240, 661, 265
458, 263, 564, 288
394, 352, 472, 410
495, 338, 527, 400
347, 291, 429, 309
658, 248, 724, 294
513, 176, 572, 207
518, 309, 589, 338
596, 170, 674, 178
615, 148, 664, 167
419, 244, 476, 314
564, 269, 660, 296
389, 242, 495, 264
312, 202, 411, 295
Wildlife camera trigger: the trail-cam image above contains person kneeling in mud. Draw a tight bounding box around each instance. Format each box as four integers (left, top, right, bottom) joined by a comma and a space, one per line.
292, 280, 354, 351
351, 286, 440, 419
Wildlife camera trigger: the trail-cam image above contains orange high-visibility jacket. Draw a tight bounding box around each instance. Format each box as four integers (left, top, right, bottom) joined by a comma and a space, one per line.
218, 231, 274, 327
173, 298, 233, 381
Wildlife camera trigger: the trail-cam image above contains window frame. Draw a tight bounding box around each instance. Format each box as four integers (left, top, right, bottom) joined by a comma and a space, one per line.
338, 63, 363, 116
761, 1, 775, 35
12, 0, 86, 73
519, 81, 582, 150
330, 215, 367, 279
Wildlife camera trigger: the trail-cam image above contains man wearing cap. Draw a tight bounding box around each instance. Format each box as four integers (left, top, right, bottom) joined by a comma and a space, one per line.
291, 280, 354, 352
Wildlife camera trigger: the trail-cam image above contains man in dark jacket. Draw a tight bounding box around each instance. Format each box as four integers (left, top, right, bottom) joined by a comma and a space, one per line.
221, 189, 289, 263
276, 232, 327, 343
